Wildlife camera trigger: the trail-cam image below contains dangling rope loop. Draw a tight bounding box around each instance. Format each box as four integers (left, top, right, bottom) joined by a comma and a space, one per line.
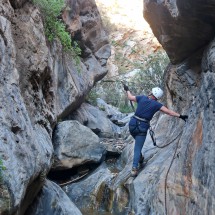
149, 126, 183, 149
149, 123, 186, 215
149, 127, 157, 146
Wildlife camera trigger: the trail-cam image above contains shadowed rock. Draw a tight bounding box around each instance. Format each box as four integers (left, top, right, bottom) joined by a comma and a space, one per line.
26, 180, 82, 215
68, 102, 122, 138
62, 163, 114, 213
144, 0, 215, 64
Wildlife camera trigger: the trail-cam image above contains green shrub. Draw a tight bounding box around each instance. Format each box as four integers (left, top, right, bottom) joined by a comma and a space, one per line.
86, 89, 100, 106
33, 0, 81, 62
87, 51, 169, 112
119, 103, 135, 113
130, 51, 169, 95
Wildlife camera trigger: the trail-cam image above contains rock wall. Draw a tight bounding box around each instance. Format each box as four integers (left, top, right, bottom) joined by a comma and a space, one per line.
2, 0, 215, 214
127, 0, 215, 214
0, 0, 110, 214
144, 0, 215, 64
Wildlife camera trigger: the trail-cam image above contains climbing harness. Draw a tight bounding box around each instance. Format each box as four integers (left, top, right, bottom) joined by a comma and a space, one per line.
133, 115, 149, 124
129, 119, 148, 137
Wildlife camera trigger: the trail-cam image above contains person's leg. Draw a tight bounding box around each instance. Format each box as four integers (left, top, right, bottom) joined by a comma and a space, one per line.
132, 135, 146, 170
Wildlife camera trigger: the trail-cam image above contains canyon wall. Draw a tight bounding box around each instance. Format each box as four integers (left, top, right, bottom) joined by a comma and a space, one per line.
1, 0, 215, 214
128, 1, 215, 214
0, 0, 110, 214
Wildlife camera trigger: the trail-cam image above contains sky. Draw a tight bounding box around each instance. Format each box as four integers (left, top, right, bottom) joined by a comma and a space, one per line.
95, 0, 153, 32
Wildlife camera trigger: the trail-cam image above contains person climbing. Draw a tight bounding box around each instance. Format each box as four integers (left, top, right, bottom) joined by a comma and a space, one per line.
123, 84, 188, 177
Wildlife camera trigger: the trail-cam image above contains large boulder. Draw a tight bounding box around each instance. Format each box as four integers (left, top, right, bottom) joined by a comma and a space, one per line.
63, 136, 135, 215
96, 98, 122, 117
26, 180, 82, 215
143, 0, 215, 64
68, 102, 122, 138
52, 120, 106, 170
63, 163, 114, 213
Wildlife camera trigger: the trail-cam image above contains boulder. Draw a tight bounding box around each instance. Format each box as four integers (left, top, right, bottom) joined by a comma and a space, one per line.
68, 102, 122, 138
63, 137, 134, 215
63, 163, 114, 213
52, 120, 106, 170
110, 113, 133, 127
143, 0, 215, 64
96, 98, 122, 117
26, 180, 82, 215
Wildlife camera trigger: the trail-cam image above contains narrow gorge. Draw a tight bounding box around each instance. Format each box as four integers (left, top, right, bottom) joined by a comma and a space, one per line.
0, 0, 215, 215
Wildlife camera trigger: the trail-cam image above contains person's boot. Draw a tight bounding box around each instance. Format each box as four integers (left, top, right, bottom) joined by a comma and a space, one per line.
138, 154, 144, 170
131, 167, 138, 177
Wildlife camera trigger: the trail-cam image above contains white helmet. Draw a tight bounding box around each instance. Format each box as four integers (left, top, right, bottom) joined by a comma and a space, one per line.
152, 87, 163, 99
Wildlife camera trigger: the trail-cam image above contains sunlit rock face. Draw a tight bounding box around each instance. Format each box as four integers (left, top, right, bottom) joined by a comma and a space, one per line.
62, 0, 111, 82
144, 0, 215, 64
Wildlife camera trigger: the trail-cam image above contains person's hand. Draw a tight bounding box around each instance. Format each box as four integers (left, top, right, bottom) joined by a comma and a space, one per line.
179, 115, 188, 122
123, 84, 129, 91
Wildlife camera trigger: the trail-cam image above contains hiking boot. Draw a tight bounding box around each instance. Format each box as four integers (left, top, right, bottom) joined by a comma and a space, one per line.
138, 154, 144, 169
131, 167, 138, 177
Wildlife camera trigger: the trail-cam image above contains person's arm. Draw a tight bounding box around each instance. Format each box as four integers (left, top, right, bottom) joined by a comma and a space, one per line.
123, 84, 136, 102
160, 106, 180, 117
126, 91, 136, 102
160, 106, 188, 121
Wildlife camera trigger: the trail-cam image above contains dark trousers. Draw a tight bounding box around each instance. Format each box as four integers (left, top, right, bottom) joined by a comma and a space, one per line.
133, 135, 146, 168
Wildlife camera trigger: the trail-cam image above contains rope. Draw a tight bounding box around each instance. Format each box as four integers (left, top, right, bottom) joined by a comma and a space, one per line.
164, 129, 183, 215
121, 81, 136, 112
59, 172, 88, 186
149, 123, 186, 215
129, 100, 135, 112
149, 127, 183, 149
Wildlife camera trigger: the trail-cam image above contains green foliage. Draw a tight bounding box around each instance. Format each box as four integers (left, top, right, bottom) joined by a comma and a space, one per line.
130, 51, 169, 95
86, 89, 100, 106
119, 103, 134, 113
33, 0, 81, 62
96, 81, 122, 107
87, 51, 169, 113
